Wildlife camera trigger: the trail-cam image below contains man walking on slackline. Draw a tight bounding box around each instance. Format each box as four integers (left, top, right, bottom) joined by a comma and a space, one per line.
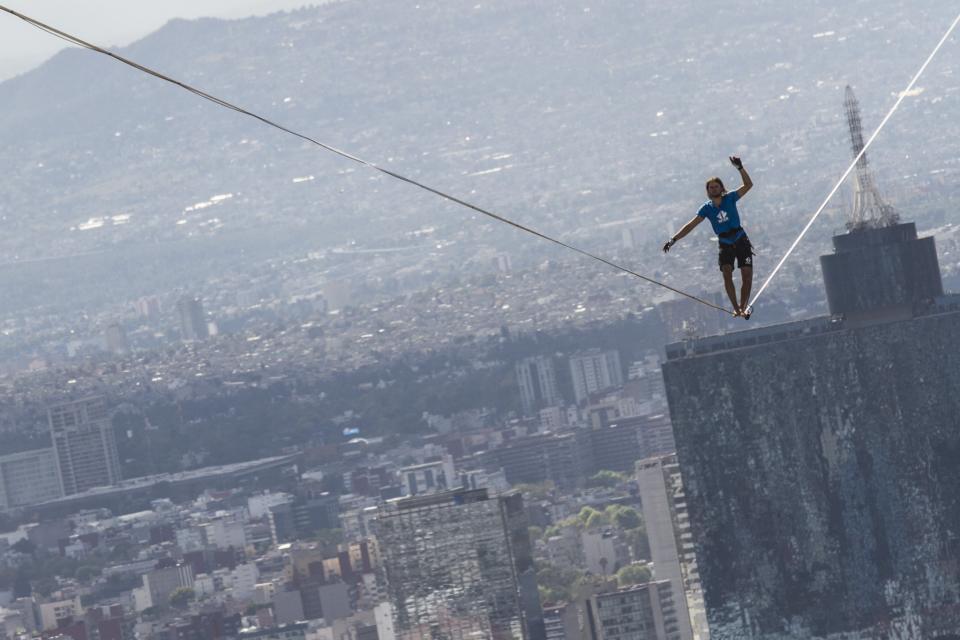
663, 156, 754, 318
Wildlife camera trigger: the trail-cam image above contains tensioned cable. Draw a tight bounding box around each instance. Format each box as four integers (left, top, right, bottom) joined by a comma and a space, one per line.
0, 4, 734, 316
746, 10, 960, 316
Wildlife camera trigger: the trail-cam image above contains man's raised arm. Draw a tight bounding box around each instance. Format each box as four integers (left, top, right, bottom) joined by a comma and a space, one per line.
730, 156, 753, 198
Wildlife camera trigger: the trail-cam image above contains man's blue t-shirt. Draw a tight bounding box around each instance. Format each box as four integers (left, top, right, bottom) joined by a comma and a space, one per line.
697, 192, 744, 244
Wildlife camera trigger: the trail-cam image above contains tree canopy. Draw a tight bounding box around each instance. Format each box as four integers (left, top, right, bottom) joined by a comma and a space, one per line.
616, 563, 653, 587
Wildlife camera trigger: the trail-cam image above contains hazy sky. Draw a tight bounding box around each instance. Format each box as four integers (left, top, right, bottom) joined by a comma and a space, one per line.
0, 1, 316, 80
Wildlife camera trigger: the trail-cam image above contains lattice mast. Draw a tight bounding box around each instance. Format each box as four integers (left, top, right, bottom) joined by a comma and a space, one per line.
844, 85, 899, 230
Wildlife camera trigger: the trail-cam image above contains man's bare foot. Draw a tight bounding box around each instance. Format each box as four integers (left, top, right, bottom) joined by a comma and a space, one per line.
733, 308, 743, 317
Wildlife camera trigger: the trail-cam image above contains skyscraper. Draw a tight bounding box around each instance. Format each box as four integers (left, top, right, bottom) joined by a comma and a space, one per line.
636, 455, 702, 640
177, 296, 209, 341
516, 356, 562, 416
375, 488, 545, 639
661, 219, 960, 638
104, 323, 130, 355
135, 295, 162, 323
569, 349, 623, 405
49, 397, 122, 496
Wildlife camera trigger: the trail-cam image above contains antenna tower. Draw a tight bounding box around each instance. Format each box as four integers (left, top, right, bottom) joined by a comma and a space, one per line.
843, 86, 899, 230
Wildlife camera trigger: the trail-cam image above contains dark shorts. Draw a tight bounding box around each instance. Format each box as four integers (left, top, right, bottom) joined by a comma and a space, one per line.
718, 235, 753, 270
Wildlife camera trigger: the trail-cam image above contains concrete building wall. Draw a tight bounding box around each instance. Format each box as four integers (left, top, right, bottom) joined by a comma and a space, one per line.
663, 305, 960, 638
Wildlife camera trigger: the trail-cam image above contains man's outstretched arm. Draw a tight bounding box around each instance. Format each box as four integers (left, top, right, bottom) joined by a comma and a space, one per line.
663, 215, 704, 252
730, 156, 753, 198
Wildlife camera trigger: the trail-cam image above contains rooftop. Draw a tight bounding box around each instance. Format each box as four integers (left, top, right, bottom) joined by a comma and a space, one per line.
665, 293, 960, 361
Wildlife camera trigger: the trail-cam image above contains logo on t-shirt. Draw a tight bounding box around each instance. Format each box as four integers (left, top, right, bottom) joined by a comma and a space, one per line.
716, 210, 729, 224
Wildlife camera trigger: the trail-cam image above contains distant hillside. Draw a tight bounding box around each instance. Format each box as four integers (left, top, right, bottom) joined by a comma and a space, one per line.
0, 0, 956, 313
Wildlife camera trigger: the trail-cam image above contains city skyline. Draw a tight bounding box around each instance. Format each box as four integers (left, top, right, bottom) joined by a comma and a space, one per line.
0, 1, 958, 639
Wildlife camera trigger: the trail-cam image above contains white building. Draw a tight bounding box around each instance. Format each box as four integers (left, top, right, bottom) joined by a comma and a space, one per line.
38, 597, 82, 631
374, 602, 396, 640
399, 456, 456, 496
229, 563, 261, 601
248, 492, 293, 519
636, 454, 701, 640
134, 563, 195, 612
569, 349, 624, 404
205, 515, 248, 551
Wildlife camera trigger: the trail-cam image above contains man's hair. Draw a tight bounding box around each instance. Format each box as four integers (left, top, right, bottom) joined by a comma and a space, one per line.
705, 177, 725, 192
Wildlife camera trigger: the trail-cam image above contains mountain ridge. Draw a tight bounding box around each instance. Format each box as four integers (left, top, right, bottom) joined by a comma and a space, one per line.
0, 0, 956, 314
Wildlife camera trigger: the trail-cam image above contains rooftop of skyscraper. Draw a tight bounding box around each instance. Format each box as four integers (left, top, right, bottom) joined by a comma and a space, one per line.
667, 219, 958, 360
666, 292, 960, 360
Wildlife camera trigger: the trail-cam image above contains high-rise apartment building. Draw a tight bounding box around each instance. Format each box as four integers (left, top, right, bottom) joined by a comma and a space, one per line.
49, 397, 122, 496
589, 581, 686, 640
636, 455, 702, 640
662, 221, 960, 638
375, 488, 545, 639
135, 296, 161, 323
177, 295, 209, 341
516, 356, 563, 415
0, 448, 63, 508
104, 323, 130, 355
569, 349, 623, 404
478, 432, 585, 490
